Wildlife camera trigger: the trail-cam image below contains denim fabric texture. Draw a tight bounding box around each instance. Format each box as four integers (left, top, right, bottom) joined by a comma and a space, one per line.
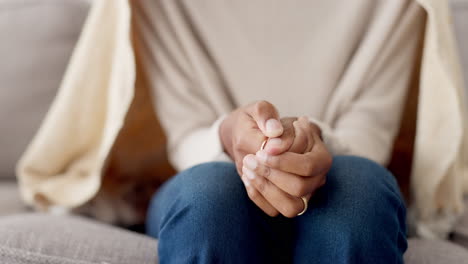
146, 156, 407, 264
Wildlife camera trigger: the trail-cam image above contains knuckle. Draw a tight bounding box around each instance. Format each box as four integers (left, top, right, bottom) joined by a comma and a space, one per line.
254, 100, 273, 115
256, 180, 267, 193
256, 100, 272, 109
307, 121, 318, 133
253, 102, 263, 115
259, 166, 271, 179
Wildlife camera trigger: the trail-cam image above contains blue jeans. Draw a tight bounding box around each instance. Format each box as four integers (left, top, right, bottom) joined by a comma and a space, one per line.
146, 156, 407, 263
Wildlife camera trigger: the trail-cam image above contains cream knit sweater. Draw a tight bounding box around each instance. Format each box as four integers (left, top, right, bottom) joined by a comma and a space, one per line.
17, 0, 468, 239
134, 0, 424, 170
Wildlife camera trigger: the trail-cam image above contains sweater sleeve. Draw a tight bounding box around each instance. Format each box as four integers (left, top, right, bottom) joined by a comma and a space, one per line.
167, 116, 232, 170
308, 4, 424, 165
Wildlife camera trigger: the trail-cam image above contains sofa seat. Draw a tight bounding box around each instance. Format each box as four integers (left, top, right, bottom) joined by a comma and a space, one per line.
0, 181, 29, 217
2, 183, 468, 263
405, 239, 468, 264
0, 214, 158, 264
0, 212, 468, 264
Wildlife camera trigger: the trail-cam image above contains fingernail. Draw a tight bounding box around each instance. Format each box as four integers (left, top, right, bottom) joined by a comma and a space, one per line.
243, 167, 256, 180
267, 138, 282, 147
256, 150, 269, 163
242, 176, 251, 187
244, 155, 257, 170
266, 119, 282, 134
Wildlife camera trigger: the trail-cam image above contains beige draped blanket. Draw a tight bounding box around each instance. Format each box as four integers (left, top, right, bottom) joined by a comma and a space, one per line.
16, 0, 468, 239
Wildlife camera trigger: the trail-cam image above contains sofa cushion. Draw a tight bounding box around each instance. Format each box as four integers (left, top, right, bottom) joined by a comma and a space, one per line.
0, 214, 158, 264
0, 181, 29, 216
0, 214, 464, 264
405, 238, 468, 264
0, 0, 89, 179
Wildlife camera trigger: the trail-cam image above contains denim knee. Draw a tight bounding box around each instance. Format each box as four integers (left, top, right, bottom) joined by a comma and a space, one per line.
294, 156, 407, 263
322, 155, 406, 243
147, 162, 248, 235
328, 155, 405, 213
169, 162, 246, 212
147, 162, 280, 263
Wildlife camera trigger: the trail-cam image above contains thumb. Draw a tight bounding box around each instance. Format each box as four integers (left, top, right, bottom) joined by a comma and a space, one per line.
263, 117, 297, 155
248, 101, 283, 137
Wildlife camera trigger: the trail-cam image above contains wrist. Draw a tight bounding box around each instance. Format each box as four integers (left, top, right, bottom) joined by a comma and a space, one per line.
309, 122, 323, 140
219, 115, 234, 158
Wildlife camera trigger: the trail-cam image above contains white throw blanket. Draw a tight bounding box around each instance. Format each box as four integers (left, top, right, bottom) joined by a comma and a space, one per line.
16, 0, 468, 239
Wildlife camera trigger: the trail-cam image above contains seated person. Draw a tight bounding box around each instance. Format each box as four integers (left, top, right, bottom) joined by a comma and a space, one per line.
134, 0, 425, 263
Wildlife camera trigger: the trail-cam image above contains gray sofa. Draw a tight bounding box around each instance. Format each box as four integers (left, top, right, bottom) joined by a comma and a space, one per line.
1, 0, 468, 263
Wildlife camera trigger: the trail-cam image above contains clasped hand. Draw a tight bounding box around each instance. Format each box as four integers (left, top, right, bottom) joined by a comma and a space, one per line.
220, 101, 332, 217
